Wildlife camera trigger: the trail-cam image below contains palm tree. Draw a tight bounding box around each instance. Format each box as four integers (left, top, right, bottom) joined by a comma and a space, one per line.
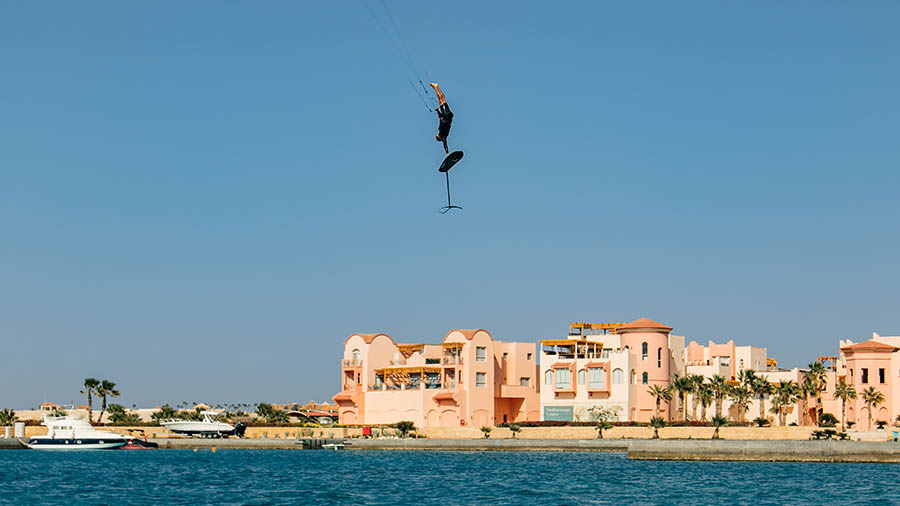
738, 369, 757, 387
772, 380, 800, 426
806, 361, 828, 423
649, 416, 665, 439
508, 424, 521, 439
800, 373, 817, 426
96, 380, 120, 424
671, 374, 692, 422
832, 380, 857, 432
688, 375, 704, 420
751, 376, 773, 422
729, 385, 753, 423
862, 386, 885, 431
709, 375, 729, 418
648, 385, 672, 419
595, 420, 613, 439
698, 383, 713, 421
80, 378, 100, 423
0, 409, 16, 426
711, 414, 728, 439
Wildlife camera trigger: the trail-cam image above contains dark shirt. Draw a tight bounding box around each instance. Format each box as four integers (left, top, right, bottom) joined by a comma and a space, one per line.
437, 104, 453, 138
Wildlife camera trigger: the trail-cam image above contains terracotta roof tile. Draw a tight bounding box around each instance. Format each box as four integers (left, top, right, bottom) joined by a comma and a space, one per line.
617, 317, 673, 332
840, 340, 899, 352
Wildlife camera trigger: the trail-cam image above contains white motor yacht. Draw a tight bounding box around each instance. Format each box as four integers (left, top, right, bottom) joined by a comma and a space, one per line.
159, 411, 244, 438
28, 414, 129, 450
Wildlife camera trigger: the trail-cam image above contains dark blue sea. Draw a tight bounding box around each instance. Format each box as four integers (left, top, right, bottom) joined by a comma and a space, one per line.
1, 450, 897, 505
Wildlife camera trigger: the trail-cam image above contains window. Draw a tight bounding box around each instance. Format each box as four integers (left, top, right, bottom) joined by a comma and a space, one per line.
602, 348, 611, 359
720, 357, 731, 367
476, 372, 486, 387
503, 352, 508, 360
862, 368, 869, 384
612, 368, 624, 385
425, 372, 440, 389
631, 370, 636, 385
556, 368, 571, 388
459, 370, 463, 383
476, 347, 486, 362
577, 369, 586, 385
351, 349, 360, 365
357, 373, 361, 385
544, 370, 552, 385
527, 353, 533, 360
657, 347, 662, 368
641, 342, 648, 360
879, 368, 885, 384
740, 359, 744, 368
589, 367, 605, 388
642, 372, 648, 385
375, 375, 384, 388
408, 375, 420, 389
520, 377, 530, 387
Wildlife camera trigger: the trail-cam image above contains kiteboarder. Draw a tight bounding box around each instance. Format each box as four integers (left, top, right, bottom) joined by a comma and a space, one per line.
430, 83, 453, 154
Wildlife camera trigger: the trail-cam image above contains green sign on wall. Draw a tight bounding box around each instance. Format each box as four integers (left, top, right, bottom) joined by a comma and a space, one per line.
543, 405, 574, 421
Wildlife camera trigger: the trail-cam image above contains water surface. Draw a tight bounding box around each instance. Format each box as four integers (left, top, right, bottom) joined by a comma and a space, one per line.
0, 450, 894, 505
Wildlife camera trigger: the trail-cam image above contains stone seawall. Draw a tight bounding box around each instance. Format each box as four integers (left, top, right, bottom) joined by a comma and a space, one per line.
627, 439, 900, 463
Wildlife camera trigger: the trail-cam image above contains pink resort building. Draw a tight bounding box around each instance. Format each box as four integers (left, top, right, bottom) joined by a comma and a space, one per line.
540, 317, 774, 423
333, 329, 540, 427
818, 333, 900, 430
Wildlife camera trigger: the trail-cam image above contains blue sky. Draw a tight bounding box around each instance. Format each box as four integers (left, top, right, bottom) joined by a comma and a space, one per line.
2, 2, 898, 408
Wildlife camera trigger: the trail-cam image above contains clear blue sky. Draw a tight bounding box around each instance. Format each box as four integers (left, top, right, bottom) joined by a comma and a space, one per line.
2, 2, 898, 408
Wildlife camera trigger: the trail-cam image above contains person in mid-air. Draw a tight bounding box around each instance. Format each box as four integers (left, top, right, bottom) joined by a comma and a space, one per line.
430, 83, 453, 154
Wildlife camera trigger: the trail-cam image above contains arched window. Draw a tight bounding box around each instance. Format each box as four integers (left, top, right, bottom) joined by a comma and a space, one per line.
631, 370, 636, 385
612, 368, 624, 385
657, 347, 662, 368
641, 342, 648, 360
544, 370, 552, 385
642, 372, 648, 385
352, 349, 360, 365
577, 369, 586, 385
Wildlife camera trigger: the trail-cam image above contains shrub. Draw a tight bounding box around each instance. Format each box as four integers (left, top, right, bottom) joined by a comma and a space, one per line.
876, 420, 888, 430
753, 417, 770, 427
817, 413, 838, 428
480, 426, 492, 439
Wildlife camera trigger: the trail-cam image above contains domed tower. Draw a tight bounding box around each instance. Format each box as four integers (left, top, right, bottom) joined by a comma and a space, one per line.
617, 317, 673, 422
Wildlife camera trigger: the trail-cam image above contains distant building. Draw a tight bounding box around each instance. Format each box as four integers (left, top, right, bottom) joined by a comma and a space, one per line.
333, 329, 541, 427
540, 318, 773, 423
818, 332, 900, 430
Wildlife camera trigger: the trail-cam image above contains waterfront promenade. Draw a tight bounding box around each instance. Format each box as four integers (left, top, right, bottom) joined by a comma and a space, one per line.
6, 436, 900, 462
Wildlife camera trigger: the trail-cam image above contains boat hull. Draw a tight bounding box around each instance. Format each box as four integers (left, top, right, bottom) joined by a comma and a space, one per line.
28, 438, 127, 450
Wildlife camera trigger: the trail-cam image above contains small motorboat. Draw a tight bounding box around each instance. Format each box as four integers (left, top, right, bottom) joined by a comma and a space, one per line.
159, 411, 246, 438
121, 429, 158, 450
322, 442, 345, 451
28, 414, 129, 450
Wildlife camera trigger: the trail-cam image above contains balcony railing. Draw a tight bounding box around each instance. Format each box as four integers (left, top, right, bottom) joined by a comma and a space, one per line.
343, 359, 362, 367
442, 357, 463, 365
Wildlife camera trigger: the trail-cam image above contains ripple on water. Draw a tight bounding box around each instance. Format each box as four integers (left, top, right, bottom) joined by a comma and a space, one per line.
0, 450, 897, 505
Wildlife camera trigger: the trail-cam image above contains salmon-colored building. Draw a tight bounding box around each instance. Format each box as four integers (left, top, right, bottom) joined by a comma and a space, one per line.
816, 333, 900, 430
540, 317, 773, 423
540, 318, 687, 422
333, 329, 540, 427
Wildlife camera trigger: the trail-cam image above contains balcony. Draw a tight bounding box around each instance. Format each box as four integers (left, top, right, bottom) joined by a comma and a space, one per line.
343, 359, 362, 367
442, 356, 463, 365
